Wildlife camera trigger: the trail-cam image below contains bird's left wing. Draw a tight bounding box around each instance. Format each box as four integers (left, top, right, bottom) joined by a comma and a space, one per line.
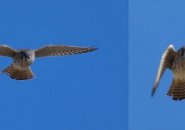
0, 45, 17, 57
35, 45, 97, 58
151, 44, 176, 96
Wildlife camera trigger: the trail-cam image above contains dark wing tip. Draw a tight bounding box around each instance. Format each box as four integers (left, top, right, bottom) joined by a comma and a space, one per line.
91, 47, 98, 51
151, 87, 157, 97
86, 46, 98, 52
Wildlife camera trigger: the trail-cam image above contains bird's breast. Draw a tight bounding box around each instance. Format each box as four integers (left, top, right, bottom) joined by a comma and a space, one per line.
13, 52, 35, 68
172, 57, 185, 80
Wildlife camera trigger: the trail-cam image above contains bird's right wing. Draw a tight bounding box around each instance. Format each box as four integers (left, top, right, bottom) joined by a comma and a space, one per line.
0, 45, 17, 57
151, 44, 177, 96
34, 45, 97, 58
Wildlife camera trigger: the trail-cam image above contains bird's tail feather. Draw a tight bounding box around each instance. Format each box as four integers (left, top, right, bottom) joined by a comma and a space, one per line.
2, 64, 34, 80
167, 80, 185, 100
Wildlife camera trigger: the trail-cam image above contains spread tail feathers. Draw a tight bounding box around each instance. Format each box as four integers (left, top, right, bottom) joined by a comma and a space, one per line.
167, 80, 185, 100
2, 65, 34, 80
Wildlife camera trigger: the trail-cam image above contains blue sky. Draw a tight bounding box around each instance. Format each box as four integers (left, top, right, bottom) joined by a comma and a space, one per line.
0, 0, 126, 130
129, 0, 185, 130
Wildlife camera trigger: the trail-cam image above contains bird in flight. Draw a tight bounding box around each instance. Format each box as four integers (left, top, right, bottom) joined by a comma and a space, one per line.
152, 44, 185, 100
0, 45, 96, 80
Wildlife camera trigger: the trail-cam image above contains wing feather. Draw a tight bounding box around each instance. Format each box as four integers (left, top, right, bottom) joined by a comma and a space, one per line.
0, 45, 17, 57
35, 45, 97, 58
151, 44, 176, 96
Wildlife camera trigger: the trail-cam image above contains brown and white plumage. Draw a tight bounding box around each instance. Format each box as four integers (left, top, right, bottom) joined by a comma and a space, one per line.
2, 64, 34, 80
0, 44, 96, 80
0, 45, 17, 57
35, 45, 96, 58
152, 44, 185, 100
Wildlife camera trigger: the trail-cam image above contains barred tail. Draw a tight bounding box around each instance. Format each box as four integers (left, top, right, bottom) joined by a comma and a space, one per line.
167, 80, 185, 100
2, 64, 34, 80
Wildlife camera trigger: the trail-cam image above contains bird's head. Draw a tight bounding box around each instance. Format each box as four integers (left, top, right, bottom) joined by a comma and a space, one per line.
20, 50, 34, 60
18, 50, 35, 65
20, 51, 32, 60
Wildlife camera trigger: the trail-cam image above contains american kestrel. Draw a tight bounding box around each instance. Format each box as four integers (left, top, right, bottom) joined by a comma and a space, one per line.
151, 44, 185, 100
0, 45, 96, 80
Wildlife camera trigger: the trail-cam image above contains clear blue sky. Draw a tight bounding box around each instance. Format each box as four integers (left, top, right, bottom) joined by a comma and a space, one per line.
0, 0, 126, 130
130, 0, 185, 130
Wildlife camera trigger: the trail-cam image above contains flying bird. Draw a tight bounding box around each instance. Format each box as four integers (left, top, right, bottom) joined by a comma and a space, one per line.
151, 44, 185, 100
0, 45, 96, 80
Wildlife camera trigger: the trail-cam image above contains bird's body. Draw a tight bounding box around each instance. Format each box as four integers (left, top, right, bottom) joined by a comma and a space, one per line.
172, 56, 185, 81
167, 53, 185, 100
152, 44, 185, 100
14, 50, 35, 66
0, 45, 96, 80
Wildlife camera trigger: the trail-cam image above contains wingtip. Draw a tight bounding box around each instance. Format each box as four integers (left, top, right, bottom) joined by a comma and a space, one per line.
91, 46, 98, 51
151, 87, 156, 97
151, 90, 155, 97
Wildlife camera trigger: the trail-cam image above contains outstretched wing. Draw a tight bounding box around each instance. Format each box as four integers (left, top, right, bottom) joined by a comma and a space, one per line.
0, 45, 17, 57
151, 44, 176, 96
35, 45, 97, 58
